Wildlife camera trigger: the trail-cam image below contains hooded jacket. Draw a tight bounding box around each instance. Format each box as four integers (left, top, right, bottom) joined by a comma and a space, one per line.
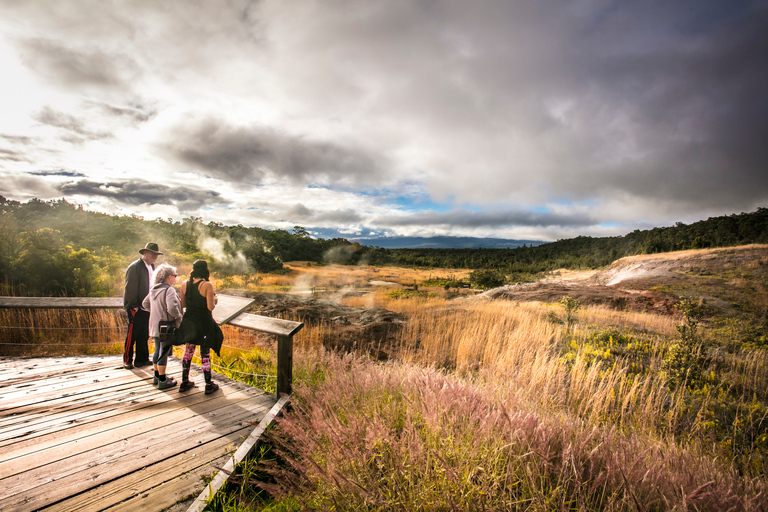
141, 283, 183, 339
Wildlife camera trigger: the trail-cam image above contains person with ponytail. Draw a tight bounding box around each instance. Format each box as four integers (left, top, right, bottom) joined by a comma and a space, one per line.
177, 259, 221, 394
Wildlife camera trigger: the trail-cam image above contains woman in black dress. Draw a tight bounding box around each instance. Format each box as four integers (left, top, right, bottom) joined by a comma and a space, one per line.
178, 259, 220, 394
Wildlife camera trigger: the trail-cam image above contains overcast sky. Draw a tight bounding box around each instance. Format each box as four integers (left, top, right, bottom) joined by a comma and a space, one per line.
1, 0, 766, 242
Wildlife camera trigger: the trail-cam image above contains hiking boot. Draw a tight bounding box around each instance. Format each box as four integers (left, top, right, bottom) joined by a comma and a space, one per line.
154, 376, 173, 386
179, 381, 196, 392
204, 382, 219, 395
158, 378, 177, 390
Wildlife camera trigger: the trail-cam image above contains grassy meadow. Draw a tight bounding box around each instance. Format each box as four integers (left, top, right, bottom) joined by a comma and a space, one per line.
3, 259, 768, 510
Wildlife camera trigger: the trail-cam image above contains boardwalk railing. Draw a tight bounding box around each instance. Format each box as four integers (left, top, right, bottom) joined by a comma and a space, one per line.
0, 294, 303, 510
0, 294, 303, 396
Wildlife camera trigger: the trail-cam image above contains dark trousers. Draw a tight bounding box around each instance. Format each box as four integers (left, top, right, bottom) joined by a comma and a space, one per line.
123, 308, 150, 365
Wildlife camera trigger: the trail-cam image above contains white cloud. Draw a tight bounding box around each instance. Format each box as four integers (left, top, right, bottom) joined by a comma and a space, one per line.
0, 0, 765, 242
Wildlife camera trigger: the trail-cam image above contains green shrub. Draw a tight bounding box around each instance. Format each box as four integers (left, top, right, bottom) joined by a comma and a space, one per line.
558, 296, 581, 329
662, 299, 707, 388
469, 270, 504, 289
386, 289, 432, 299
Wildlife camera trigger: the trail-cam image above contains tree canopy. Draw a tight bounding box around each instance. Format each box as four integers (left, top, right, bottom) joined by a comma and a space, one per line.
1, 196, 766, 297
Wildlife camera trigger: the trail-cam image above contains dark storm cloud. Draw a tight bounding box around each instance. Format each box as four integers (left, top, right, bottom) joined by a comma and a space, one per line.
0, 173, 60, 198
284, 203, 363, 224
285, 204, 313, 218
30, 169, 86, 177
266, 0, 768, 214
33, 107, 112, 142
565, 3, 768, 208
164, 118, 386, 185
318, 209, 363, 223
57, 179, 228, 211
375, 209, 596, 229
19, 37, 137, 89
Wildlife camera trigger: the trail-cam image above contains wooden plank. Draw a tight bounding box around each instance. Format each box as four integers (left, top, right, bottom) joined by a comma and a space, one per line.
0, 388, 270, 478
0, 366, 153, 413
0, 370, 266, 460
0, 386, 168, 452
54, 427, 251, 512
228, 312, 303, 337
0, 297, 124, 309
1, 357, 120, 386
187, 394, 291, 512
0, 373, 213, 457
0, 355, 118, 376
0, 361, 131, 396
0, 364, 152, 409
277, 335, 293, 396
0, 399, 273, 512
47, 429, 247, 512
0, 378, 160, 438
212, 294, 256, 325
0, 367, 156, 422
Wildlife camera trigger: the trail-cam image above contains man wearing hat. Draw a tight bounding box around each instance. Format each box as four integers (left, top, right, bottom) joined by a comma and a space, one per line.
123, 242, 163, 369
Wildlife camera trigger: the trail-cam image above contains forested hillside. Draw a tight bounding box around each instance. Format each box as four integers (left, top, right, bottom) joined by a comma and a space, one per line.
362, 208, 768, 276
0, 197, 348, 296
1, 195, 766, 296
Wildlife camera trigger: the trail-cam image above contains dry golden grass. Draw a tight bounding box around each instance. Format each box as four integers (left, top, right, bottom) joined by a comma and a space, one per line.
340, 288, 458, 312
340, 293, 680, 435
0, 308, 125, 357
286, 262, 471, 287
616, 243, 768, 263
574, 303, 679, 336
213, 263, 473, 295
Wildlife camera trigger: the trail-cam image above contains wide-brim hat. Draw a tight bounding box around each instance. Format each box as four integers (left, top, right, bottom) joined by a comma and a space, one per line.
139, 242, 164, 255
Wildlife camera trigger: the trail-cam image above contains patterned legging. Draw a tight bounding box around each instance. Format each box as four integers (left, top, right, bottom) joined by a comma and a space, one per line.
181, 343, 212, 384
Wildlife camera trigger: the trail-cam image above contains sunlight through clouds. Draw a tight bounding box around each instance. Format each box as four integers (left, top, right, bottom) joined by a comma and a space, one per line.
0, 0, 766, 242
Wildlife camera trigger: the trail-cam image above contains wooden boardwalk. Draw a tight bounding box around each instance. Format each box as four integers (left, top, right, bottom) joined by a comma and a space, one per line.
0, 355, 278, 512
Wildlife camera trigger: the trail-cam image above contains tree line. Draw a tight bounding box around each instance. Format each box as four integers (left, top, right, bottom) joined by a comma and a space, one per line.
1, 196, 766, 296
0, 197, 348, 296
361, 208, 768, 278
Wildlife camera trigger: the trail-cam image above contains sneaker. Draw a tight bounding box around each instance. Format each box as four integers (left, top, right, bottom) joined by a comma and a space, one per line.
179, 381, 196, 393
123, 362, 134, 369
158, 378, 177, 390
204, 382, 219, 395
152, 376, 158, 386
134, 360, 151, 368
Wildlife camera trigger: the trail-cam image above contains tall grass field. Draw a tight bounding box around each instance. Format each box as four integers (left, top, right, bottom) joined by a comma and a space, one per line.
3, 259, 768, 510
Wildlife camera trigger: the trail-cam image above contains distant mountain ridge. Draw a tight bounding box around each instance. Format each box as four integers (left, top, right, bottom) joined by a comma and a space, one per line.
350, 236, 546, 249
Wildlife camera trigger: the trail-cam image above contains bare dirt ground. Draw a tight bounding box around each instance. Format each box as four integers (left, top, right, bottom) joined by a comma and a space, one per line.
480, 245, 768, 317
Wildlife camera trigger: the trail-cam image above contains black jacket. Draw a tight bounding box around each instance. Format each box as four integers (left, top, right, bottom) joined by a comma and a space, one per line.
123, 258, 153, 312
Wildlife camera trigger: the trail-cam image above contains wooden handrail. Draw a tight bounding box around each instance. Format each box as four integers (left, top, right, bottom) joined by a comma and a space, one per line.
0, 297, 123, 309
0, 294, 303, 396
